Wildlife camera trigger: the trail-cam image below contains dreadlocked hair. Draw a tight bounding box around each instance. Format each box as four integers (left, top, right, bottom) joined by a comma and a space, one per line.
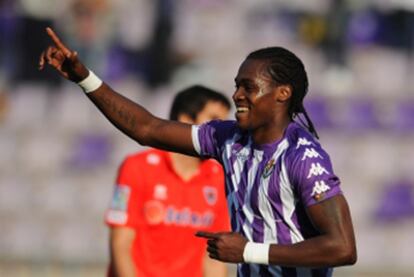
246, 47, 319, 139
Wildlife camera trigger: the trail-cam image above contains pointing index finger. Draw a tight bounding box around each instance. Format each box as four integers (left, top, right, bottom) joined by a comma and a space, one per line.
46, 27, 71, 57
195, 231, 220, 239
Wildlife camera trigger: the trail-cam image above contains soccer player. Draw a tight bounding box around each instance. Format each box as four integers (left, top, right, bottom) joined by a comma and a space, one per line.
39, 28, 357, 277
105, 86, 231, 277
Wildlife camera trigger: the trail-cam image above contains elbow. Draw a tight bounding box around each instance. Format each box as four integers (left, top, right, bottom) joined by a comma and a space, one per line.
335, 243, 357, 266
133, 125, 151, 146
347, 246, 358, 265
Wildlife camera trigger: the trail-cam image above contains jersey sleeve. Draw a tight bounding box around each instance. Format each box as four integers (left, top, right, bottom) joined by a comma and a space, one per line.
192, 120, 235, 161
105, 156, 141, 228
288, 143, 342, 207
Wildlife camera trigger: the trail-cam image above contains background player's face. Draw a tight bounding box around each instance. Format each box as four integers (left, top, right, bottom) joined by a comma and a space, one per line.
232, 58, 279, 131
194, 101, 229, 124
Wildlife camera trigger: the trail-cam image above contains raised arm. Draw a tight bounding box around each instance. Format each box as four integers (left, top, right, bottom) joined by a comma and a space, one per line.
38, 27, 196, 156
197, 195, 357, 267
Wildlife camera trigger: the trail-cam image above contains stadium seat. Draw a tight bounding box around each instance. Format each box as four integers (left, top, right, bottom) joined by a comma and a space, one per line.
392, 99, 414, 133
343, 97, 382, 132
67, 133, 113, 170
304, 96, 334, 130
374, 179, 414, 222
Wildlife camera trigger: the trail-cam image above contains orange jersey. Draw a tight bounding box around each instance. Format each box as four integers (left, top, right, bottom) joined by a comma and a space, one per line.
105, 149, 230, 277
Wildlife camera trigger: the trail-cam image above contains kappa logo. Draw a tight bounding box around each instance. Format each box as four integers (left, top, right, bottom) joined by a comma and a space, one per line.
296, 137, 313, 149
302, 148, 323, 161
203, 186, 218, 206
233, 148, 249, 162
307, 163, 329, 179
311, 180, 331, 201
263, 159, 276, 178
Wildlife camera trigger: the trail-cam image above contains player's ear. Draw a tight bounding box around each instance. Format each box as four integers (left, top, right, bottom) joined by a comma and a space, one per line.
275, 85, 292, 102
177, 113, 194, 124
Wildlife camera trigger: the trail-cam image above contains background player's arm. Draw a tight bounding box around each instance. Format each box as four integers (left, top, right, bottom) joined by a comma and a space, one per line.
203, 251, 227, 277
109, 227, 136, 277
38, 28, 196, 156
197, 195, 356, 267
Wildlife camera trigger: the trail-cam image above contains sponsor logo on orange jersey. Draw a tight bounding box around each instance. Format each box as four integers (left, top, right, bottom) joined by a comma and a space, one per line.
143, 200, 214, 227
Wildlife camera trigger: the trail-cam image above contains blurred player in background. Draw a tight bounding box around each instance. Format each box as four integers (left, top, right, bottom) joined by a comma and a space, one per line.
105, 85, 231, 277
39, 28, 356, 277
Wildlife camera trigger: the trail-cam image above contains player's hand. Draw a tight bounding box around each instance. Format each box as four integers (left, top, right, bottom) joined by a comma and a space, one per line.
196, 231, 248, 263
38, 27, 89, 82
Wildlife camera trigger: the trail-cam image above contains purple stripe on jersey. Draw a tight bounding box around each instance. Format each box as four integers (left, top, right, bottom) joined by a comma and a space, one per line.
270, 160, 294, 245
226, 173, 241, 232
252, 216, 263, 242
249, 157, 267, 242
267, 161, 283, 219
228, 148, 249, 233
282, 267, 297, 276
223, 138, 248, 232
259, 266, 274, 276
238, 264, 250, 277
234, 150, 252, 214
312, 267, 333, 277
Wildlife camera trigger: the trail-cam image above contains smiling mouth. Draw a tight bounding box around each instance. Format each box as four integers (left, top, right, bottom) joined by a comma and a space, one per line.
236, 107, 249, 113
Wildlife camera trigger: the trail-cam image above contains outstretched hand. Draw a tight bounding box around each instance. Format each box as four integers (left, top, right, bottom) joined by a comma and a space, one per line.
38, 27, 89, 82
196, 231, 248, 263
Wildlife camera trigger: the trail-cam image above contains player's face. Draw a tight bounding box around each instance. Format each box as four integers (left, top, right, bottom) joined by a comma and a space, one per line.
194, 101, 229, 124
233, 58, 278, 131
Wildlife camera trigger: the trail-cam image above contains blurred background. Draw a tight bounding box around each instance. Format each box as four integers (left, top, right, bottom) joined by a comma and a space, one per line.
1, 0, 414, 276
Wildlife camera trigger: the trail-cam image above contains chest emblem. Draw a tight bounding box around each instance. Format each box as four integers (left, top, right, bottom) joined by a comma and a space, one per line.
203, 186, 218, 206
263, 158, 276, 178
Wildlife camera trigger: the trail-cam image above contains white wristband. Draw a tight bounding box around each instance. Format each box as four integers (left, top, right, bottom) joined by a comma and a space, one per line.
77, 70, 103, 93
243, 242, 270, 264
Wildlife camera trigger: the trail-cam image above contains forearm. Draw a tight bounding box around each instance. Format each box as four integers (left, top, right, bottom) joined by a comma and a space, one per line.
204, 253, 228, 277
110, 249, 136, 277
268, 234, 356, 267
109, 228, 136, 277
84, 82, 196, 155
86, 83, 157, 145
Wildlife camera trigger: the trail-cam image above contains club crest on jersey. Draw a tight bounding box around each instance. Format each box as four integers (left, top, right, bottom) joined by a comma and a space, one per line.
263, 159, 276, 178
110, 185, 130, 211
106, 185, 130, 224
203, 186, 217, 206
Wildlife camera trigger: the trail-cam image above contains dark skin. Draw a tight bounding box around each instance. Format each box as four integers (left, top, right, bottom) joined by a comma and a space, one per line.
39, 28, 357, 267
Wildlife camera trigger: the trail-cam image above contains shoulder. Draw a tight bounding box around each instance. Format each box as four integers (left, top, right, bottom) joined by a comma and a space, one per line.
195, 120, 244, 156
199, 120, 239, 134
284, 122, 326, 161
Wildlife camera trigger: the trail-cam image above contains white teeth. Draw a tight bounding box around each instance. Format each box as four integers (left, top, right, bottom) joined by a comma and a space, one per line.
237, 107, 249, 112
